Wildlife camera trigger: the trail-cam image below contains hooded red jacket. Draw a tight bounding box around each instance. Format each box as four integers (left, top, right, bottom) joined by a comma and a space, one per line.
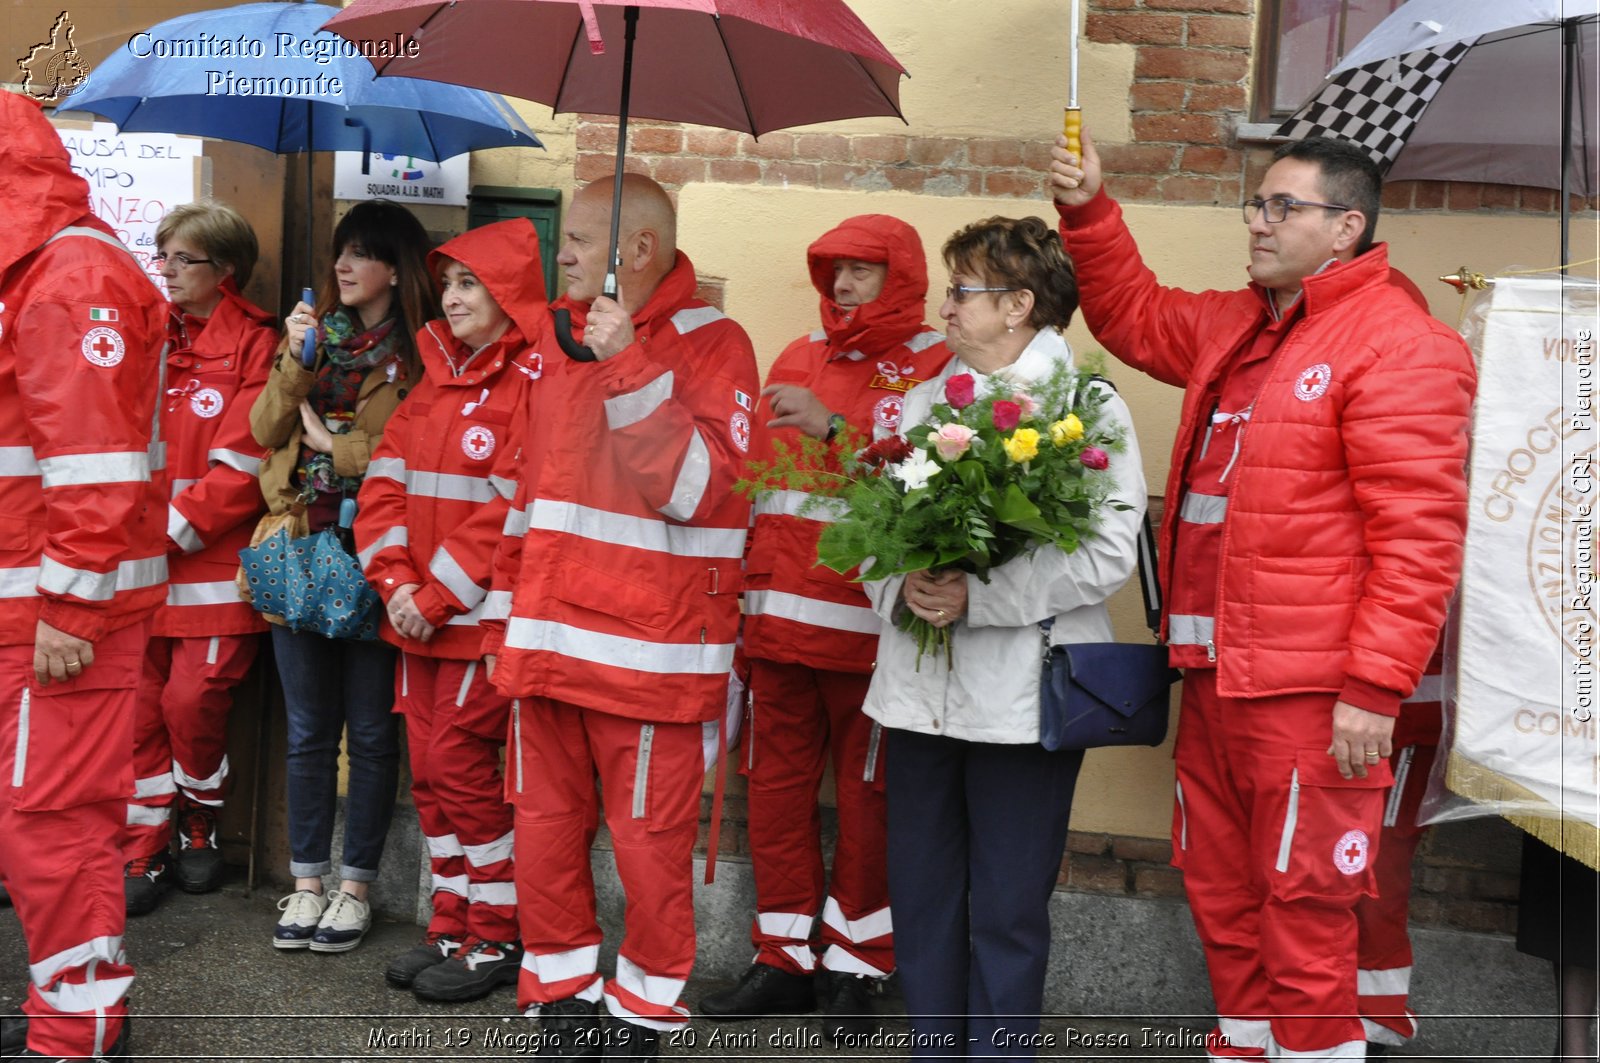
356, 219, 553, 661
158, 282, 276, 637
743, 215, 949, 673
0, 94, 167, 645
485, 252, 759, 722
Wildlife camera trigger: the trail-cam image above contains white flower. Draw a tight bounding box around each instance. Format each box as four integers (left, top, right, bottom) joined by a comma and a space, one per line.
890, 454, 942, 491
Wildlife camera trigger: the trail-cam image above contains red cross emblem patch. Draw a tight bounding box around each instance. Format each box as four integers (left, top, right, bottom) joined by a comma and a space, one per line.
730, 411, 751, 453
1333, 829, 1370, 875
81, 326, 126, 368
189, 387, 224, 419
461, 425, 496, 461
1294, 362, 1332, 402
873, 395, 904, 430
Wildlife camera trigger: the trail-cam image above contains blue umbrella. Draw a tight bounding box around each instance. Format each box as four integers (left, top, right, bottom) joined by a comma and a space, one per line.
63, 0, 541, 272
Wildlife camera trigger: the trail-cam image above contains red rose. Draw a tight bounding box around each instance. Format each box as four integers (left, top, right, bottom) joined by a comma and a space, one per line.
1080, 446, 1110, 470
861, 434, 914, 468
992, 400, 1022, 432
944, 373, 976, 409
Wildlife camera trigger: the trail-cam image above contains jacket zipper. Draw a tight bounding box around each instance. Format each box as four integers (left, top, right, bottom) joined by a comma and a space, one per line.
512, 699, 524, 794
12, 689, 28, 787
633, 724, 655, 819
1274, 767, 1300, 873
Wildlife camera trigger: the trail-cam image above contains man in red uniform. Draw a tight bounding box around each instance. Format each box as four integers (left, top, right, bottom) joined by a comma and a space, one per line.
0, 92, 167, 1061
1050, 133, 1475, 1061
484, 173, 758, 1061
700, 216, 948, 1036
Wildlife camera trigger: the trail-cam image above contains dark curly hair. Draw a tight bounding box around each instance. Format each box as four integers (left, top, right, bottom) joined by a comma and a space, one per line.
942, 216, 1078, 331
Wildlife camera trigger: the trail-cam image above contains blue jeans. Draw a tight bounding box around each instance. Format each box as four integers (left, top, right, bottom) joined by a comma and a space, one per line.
271, 626, 399, 883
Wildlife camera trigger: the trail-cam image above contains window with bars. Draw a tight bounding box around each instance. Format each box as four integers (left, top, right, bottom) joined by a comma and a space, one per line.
1255, 0, 1407, 121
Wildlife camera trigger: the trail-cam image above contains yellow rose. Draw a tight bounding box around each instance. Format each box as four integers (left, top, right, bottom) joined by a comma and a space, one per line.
1049, 415, 1084, 447
1003, 428, 1041, 463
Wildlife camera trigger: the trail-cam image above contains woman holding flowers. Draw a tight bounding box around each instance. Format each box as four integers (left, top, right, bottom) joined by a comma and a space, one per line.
861, 216, 1146, 1056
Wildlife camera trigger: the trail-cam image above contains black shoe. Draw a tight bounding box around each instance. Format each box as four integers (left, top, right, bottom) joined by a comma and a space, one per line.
11, 1013, 129, 1059
0, 880, 10, 906
412, 939, 523, 1002
123, 851, 173, 916
537, 996, 602, 1059
2, 1014, 26, 1056
601, 1018, 658, 1062
384, 933, 461, 989
698, 962, 816, 1019
1366, 1045, 1391, 1058
820, 970, 882, 1045
173, 800, 224, 893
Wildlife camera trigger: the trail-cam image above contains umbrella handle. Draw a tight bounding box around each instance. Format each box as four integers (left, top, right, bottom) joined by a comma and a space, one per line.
1063, 108, 1082, 161
553, 309, 598, 362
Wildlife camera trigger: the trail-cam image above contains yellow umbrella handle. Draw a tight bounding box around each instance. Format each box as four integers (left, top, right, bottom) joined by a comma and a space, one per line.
1063, 107, 1082, 160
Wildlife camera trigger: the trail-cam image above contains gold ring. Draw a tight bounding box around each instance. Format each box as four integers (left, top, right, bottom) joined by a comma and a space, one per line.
937, 609, 947, 619
1364, 752, 1381, 760
66, 661, 82, 671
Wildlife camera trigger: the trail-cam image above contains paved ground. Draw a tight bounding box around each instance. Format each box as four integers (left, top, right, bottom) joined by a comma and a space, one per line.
0, 876, 1484, 1061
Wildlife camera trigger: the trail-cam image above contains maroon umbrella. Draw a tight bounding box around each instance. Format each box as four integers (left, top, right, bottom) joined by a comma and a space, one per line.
324, 0, 907, 358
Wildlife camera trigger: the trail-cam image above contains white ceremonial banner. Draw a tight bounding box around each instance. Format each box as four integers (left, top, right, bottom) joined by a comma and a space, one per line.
333, 151, 468, 206
1452, 275, 1600, 862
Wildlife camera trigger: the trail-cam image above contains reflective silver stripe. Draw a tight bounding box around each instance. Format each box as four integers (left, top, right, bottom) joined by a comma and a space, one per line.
126, 805, 169, 826
1406, 674, 1442, 702
399, 653, 409, 698
1274, 768, 1300, 873
167, 505, 204, 555
808, 328, 826, 342
822, 896, 892, 943
660, 430, 710, 521
1276, 1041, 1366, 1060
408, 470, 496, 503
502, 506, 529, 537
0, 447, 40, 477
14, 689, 29, 787
0, 567, 40, 599
504, 618, 735, 675
174, 755, 228, 791
904, 329, 944, 353
1384, 745, 1415, 828
205, 635, 219, 666
632, 724, 654, 819
489, 474, 517, 501
133, 773, 174, 799
455, 659, 479, 707
482, 590, 512, 622
604, 371, 674, 430
1175, 780, 1188, 851
521, 944, 599, 985
528, 499, 745, 558
430, 546, 487, 609
38, 554, 166, 601
512, 699, 523, 793
819, 942, 889, 978
207, 448, 262, 475
468, 881, 518, 906
149, 441, 166, 474
37, 451, 149, 488
367, 457, 406, 483
672, 306, 725, 334
167, 581, 241, 608
38, 972, 132, 1016
432, 873, 468, 896
357, 526, 408, 568
46, 226, 132, 256
1168, 614, 1215, 646
1179, 492, 1228, 525
863, 721, 883, 783
744, 589, 879, 634
463, 830, 514, 867
756, 912, 813, 940
1357, 966, 1412, 996
752, 489, 848, 523
426, 832, 465, 859
169, 478, 198, 499
443, 602, 487, 627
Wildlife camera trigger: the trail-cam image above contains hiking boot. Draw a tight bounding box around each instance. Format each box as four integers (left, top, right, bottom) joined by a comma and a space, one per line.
698, 962, 816, 1019
123, 851, 173, 916
2, 1014, 26, 1056
820, 970, 882, 1045
174, 800, 225, 893
384, 933, 461, 989
412, 939, 523, 1002
536, 996, 602, 1059
272, 889, 329, 950
10, 1013, 129, 1059
601, 1018, 658, 1062
308, 889, 371, 953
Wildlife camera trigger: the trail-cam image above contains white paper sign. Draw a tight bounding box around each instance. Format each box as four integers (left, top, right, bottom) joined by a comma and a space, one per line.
53, 121, 204, 295
333, 151, 468, 206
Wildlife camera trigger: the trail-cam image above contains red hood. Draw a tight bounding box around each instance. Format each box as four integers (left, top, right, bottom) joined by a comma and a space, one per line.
428, 218, 550, 347
806, 214, 929, 358
0, 93, 98, 276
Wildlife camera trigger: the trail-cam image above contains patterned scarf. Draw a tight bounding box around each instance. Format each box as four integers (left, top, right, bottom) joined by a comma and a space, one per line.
297, 309, 405, 498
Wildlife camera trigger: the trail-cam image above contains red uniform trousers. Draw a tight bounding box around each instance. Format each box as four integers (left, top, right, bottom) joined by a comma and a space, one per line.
1172, 671, 1392, 1061
742, 660, 890, 976
511, 698, 704, 1030
397, 652, 517, 944
0, 623, 147, 1059
126, 634, 257, 859
1354, 741, 1436, 1048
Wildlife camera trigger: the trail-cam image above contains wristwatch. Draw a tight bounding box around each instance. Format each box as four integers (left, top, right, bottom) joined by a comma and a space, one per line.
824, 412, 848, 442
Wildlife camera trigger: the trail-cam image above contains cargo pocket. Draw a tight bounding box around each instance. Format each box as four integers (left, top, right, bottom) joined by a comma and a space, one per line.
13, 657, 140, 812
1268, 749, 1392, 903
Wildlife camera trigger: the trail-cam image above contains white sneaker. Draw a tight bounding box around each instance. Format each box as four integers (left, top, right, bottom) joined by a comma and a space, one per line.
308, 889, 372, 953
273, 890, 329, 950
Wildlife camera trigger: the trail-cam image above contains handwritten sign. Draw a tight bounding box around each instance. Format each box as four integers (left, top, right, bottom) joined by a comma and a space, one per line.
52, 120, 204, 295
334, 150, 467, 207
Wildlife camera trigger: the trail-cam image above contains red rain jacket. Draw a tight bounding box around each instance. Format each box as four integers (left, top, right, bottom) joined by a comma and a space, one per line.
356, 219, 552, 661
485, 252, 759, 722
0, 94, 167, 645
743, 215, 950, 673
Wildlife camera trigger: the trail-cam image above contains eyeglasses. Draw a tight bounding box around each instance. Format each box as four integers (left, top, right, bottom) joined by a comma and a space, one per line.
945, 284, 1020, 304
152, 251, 214, 268
1242, 196, 1353, 224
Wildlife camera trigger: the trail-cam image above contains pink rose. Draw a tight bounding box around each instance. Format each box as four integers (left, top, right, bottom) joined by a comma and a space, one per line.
1080, 446, 1110, 470
933, 423, 976, 460
1011, 391, 1040, 417
944, 373, 976, 409
992, 400, 1022, 432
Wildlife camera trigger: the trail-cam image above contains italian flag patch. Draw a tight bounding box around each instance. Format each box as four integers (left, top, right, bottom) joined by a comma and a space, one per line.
89, 307, 119, 322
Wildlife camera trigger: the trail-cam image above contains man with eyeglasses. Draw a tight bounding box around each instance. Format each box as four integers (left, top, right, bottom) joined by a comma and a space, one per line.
1049, 133, 1475, 1062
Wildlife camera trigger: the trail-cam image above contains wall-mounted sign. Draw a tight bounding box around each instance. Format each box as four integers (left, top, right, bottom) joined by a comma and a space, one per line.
333, 151, 468, 207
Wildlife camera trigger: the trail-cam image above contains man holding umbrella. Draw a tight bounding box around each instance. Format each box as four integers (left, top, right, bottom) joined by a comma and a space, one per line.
484, 172, 759, 1060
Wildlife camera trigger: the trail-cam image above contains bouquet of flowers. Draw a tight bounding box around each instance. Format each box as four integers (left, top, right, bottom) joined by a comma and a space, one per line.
740, 360, 1127, 667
